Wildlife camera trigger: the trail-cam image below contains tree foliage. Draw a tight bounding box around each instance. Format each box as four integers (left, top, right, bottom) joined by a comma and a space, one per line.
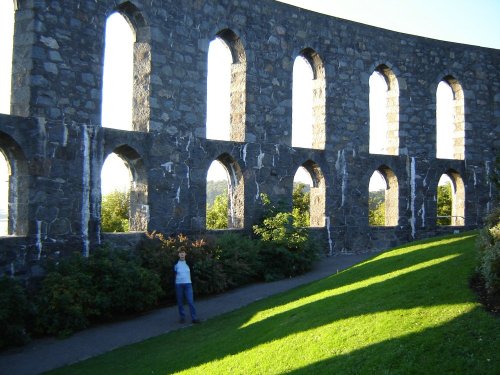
292, 182, 310, 227
369, 189, 385, 226
101, 190, 129, 232
437, 182, 452, 225
206, 189, 228, 229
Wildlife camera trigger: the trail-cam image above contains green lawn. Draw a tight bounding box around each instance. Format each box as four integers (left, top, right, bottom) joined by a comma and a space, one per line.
48, 232, 499, 374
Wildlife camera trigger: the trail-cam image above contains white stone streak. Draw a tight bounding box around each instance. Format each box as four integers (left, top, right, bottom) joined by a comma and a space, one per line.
410, 157, 416, 238
229, 163, 238, 188
36, 220, 42, 260
185, 133, 192, 153
335, 150, 347, 207
420, 203, 426, 228
325, 216, 333, 256
254, 174, 260, 200
175, 186, 181, 203
256, 148, 265, 170
485, 161, 492, 212
81, 126, 91, 257
241, 143, 248, 165
184, 162, 190, 188
161, 161, 174, 173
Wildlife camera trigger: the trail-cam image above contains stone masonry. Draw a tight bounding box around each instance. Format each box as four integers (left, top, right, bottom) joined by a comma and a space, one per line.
0, 0, 498, 277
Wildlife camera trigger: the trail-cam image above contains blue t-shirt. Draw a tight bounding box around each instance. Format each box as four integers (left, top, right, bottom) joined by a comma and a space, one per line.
174, 260, 192, 284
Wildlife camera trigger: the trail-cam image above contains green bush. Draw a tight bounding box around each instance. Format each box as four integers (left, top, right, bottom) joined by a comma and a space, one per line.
0, 277, 32, 348
86, 248, 161, 318
476, 207, 500, 296
35, 247, 161, 337
215, 233, 262, 287
139, 233, 228, 298
253, 194, 318, 280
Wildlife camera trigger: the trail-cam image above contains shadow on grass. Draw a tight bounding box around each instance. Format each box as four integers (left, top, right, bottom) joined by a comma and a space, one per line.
53, 233, 499, 374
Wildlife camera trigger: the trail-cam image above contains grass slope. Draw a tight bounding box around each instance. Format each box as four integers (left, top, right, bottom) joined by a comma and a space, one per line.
49, 233, 499, 374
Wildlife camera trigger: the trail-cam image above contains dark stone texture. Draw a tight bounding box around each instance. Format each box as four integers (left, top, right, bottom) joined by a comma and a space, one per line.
0, 0, 498, 277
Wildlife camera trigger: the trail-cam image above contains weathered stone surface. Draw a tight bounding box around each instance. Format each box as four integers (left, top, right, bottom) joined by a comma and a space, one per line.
0, 0, 498, 277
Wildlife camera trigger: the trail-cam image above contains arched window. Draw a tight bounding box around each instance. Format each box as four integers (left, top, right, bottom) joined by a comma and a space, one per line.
293, 161, 325, 227
292, 49, 325, 149
102, 12, 134, 130
436, 171, 465, 226
206, 154, 244, 229
369, 65, 399, 155
368, 166, 398, 226
436, 77, 465, 160
206, 160, 229, 229
206, 30, 246, 142
292, 56, 313, 148
0, 133, 28, 236
101, 147, 148, 232
0, 0, 15, 114
206, 38, 232, 141
0, 151, 9, 235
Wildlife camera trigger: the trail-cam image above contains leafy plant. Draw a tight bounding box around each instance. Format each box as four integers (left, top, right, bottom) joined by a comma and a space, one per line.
369, 189, 385, 226
206, 190, 228, 229
253, 193, 318, 280
0, 277, 32, 348
292, 183, 310, 227
476, 207, 500, 296
101, 190, 130, 232
437, 182, 452, 225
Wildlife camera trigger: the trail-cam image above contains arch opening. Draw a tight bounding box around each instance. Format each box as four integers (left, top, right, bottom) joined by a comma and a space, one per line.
292, 49, 325, 150
437, 171, 465, 226
0, 151, 9, 235
0, 0, 15, 115
206, 155, 244, 229
369, 166, 398, 226
369, 65, 399, 155
102, 12, 135, 131
206, 30, 246, 142
436, 77, 465, 160
101, 148, 148, 232
294, 161, 325, 227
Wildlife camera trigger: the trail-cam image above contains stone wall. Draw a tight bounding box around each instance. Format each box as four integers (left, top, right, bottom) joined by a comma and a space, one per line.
0, 0, 498, 277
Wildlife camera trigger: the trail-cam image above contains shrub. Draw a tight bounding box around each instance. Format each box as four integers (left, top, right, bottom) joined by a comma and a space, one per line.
34, 254, 96, 336
253, 194, 318, 280
139, 233, 228, 298
0, 277, 32, 348
476, 207, 500, 296
215, 233, 262, 287
35, 247, 161, 337
86, 247, 161, 318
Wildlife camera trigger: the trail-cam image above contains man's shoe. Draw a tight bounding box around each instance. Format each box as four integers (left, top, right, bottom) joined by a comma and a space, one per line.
179, 318, 186, 324
192, 319, 201, 324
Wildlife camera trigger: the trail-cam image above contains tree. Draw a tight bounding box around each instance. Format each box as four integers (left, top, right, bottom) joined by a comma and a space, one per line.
437, 182, 452, 225
369, 189, 385, 226
206, 190, 228, 229
292, 183, 310, 227
101, 190, 129, 232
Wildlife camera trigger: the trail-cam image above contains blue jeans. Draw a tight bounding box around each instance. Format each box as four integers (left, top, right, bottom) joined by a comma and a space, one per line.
175, 283, 197, 321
